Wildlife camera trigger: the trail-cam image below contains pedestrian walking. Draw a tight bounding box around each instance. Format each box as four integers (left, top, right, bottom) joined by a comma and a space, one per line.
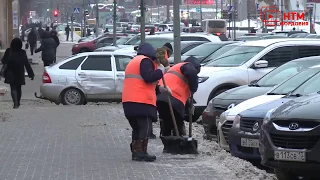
122, 43, 170, 162
87, 28, 91, 37
27, 27, 38, 55
157, 56, 200, 152
35, 32, 57, 67
20, 25, 25, 42
65, 25, 71, 41
104, 28, 109, 33
1, 38, 34, 109
45, 27, 50, 32
50, 30, 60, 63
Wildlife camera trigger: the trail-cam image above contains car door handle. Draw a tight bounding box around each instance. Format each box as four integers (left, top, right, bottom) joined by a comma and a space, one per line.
116, 74, 124, 77
78, 72, 86, 76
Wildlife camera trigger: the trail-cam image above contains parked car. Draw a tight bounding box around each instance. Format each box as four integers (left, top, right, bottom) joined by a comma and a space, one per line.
158, 24, 173, 31
260, 92, 320, 180
95, 33, 221, 52
94, 37, 132, 52
36, 51, 136, 105
94, 36, 121, 50
200, 42, 244, 65
218, 64, 320, 151
193, 39, 320, 122
305, 34, 320, 39
72, 33, 129, 54
203, 56, 320, 140
289, 32, 310, 38
234, 36, 262, 41
179, 41, 206, 55
168, 41, 236, 66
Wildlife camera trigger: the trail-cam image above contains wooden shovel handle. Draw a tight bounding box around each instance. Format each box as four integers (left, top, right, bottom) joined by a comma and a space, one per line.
161, 77, 180, 137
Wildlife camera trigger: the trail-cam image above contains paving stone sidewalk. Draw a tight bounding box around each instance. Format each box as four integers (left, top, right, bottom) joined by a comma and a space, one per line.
0, 103, 223, 180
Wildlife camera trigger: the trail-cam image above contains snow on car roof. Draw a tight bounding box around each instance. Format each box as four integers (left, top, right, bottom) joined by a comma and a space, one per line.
243, 38, 320, 47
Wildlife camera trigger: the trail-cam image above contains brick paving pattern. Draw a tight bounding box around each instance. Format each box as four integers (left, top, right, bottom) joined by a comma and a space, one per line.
0, 103, 222, 180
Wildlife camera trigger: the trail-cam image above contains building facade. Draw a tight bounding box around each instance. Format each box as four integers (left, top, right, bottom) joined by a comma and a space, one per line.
0, 0, 13, 49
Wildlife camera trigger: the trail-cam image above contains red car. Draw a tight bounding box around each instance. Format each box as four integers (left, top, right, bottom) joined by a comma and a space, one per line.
71, 33, 129, 54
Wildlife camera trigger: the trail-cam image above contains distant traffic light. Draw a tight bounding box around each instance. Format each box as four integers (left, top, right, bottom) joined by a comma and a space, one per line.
54, 10, 58, 17
71, 16, 75, 21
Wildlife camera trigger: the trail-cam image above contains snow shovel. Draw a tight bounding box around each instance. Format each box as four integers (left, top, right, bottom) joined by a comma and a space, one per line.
180, 94, 198, 154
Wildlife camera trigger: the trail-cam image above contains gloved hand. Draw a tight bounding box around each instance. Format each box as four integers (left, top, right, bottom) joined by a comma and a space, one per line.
157, 64, 165, 74
159, 86, 172, 95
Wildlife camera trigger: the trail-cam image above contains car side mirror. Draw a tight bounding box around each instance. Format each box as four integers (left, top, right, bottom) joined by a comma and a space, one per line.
254, 60, 268, 68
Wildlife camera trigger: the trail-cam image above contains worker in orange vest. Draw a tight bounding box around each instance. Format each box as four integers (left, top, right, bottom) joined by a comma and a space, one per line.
157, 56, 201, 152
122, 43, 171, 162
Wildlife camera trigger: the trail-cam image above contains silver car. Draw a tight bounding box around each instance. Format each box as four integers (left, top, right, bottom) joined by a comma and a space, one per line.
35, 51, 136, 105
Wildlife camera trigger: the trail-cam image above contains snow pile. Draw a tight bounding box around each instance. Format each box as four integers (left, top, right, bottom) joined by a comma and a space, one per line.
186, 123, 277, 180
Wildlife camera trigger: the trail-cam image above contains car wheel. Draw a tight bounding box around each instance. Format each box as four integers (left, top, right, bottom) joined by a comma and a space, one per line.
209, 88, 230, 102
61, 88, 85, 105
274, 168, 299, 180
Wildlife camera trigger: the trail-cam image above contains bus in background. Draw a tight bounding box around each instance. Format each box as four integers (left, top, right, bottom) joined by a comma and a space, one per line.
201, 19, 228, 41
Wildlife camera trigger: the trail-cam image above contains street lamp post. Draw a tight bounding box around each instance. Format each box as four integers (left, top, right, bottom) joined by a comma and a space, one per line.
173, 0, 181, 64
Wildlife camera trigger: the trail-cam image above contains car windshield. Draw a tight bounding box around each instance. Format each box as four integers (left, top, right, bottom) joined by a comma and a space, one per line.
183, 43, 223, 57
268, 68, 320, 95
257, 60, 320, 87
124, 35, 140, 45
290, 70, 320, 96
201, 44, 238, 64
206, 46, 264, 67
116, 37, 130, 45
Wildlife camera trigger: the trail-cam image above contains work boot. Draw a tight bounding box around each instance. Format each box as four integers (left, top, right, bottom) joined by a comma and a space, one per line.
132, 140, 156, 162
11, 90, 19, 109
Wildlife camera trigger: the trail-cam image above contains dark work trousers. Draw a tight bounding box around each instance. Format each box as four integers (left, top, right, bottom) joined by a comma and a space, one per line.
128, 116, 153, 140
66, 33, 69, 41
29, 42, 36, 55
157, 101, 184, 136
10, 84, 22, 104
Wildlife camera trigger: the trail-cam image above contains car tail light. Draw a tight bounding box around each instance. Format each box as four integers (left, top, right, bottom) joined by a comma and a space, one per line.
216, 33, 221, 36
43, 71, 52, 83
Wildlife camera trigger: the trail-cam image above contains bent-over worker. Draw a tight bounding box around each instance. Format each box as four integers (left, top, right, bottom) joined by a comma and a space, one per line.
157, 56, 200, 152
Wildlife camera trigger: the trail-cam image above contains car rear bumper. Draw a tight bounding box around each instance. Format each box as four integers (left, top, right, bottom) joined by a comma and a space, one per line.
228, 127, 261, 160
40, 83, 65, 103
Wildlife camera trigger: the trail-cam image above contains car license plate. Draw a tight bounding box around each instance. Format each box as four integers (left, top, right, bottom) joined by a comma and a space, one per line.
241, 138, 259, 148
274, 150, 306, 162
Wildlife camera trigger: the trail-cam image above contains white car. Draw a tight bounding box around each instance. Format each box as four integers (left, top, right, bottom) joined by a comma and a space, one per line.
217, 64, 320, 150
192, 39, 320, 121
36, 51, 136, 105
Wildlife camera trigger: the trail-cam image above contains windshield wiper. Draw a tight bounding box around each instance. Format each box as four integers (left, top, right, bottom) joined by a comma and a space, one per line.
267, 92, 280, 95
248, 83, 260, 87
289, 93, 302, 97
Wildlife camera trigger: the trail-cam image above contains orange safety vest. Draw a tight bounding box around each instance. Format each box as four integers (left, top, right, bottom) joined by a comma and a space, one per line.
122, 55, 159, 106
158, 62, 190, 105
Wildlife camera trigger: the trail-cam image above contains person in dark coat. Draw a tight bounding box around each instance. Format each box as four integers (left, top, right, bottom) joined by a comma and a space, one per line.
38, 27, 44, 40
27, 27, 38, 55
50, 30, 60, 63
35, 32, 57, 66
87, 28, 91, 37
1, 38, 35, 109
157, 56, 200, 142
122, 43, 169, 161
65, 25, 71, 41
45, 27, 50, 32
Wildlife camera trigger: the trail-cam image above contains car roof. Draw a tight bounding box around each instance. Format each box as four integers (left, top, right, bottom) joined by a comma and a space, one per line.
75, 51, 135, 56
242, 38, 320, 47
292, 56, 320, 62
